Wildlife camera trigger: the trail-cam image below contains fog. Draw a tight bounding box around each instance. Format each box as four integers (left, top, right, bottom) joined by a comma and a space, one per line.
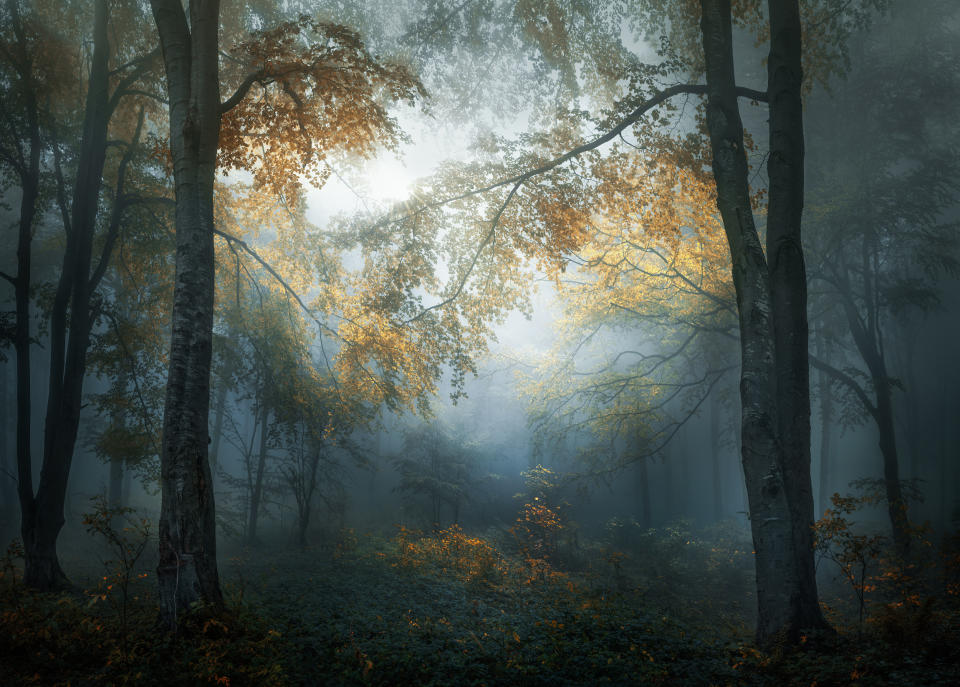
1, 0, 959, 683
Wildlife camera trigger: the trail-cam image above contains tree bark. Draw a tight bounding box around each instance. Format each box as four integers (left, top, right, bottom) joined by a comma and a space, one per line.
151, 0, 224, 628
765, 0, 824, 632
832, 239, 910, 551
875, 377, 909, 553
6, 0, 43, 591
662, 443, 674, 523
0, 363, 14, 534
699, 0, 828, 645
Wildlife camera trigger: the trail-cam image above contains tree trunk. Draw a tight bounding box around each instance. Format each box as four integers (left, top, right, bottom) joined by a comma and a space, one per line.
815, 324, 832, 515
0, 363, 12, 533
710, 389, 723, 522
834, 242, 910, 551
108, 369, 128, 512
8, 0, 43, 591
662, 444, 674, 523
208, 376, 228, 476
247, 403, 269, 545
636, 455, 651, 530
296, 448, 321, 548
699, 0, 828, 645
19, 0, 115, 591
679, 429, 691, 520
875, 377, 910, 553
151, 0, 224, 628
766, 0, 826, 637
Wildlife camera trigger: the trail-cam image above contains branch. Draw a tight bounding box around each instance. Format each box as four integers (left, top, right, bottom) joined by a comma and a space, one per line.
221, 69, 267, 114
212, 228, 338, 341
405, 179, 521, 323
809, 353, 878, 420
368, 83, 766, 232
108, 47, 160, 77
373, 83, 765, 320
107, 47, 161, 115
90, 105, 146, 293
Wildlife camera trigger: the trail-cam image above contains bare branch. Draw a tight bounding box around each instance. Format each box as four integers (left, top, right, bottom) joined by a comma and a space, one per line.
809, 353, 877, 420
90, 106, 146, 293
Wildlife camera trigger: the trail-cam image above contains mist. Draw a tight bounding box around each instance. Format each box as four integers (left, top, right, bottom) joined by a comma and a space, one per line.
1, 1, 959, 684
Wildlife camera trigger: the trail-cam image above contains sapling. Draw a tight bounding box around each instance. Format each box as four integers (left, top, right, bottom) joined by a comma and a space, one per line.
82, 495, 151, 663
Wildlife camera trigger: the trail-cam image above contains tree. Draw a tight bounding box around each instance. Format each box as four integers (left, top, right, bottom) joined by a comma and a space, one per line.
804, 0, 960, 552
1, 0, 159, 590
147, 0, 423, 626
348, 0, 891, 644
696, 0, 831, 642
517, 136, 739, 499
394, 420, 474, 528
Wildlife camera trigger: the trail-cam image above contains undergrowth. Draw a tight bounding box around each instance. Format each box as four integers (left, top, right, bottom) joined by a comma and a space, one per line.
1, 510, 958, 685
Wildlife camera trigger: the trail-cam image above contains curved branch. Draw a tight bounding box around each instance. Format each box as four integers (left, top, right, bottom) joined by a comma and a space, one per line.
368, 83, 766, 233
375, 83, 765, 321
809, 353, 877, 420
221, 69, 267, 114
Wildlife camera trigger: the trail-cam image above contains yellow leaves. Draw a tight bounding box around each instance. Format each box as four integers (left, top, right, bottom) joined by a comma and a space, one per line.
218, 16, 425, 205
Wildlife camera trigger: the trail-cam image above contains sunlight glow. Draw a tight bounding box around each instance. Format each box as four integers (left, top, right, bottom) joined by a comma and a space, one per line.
364, 157, 412, 204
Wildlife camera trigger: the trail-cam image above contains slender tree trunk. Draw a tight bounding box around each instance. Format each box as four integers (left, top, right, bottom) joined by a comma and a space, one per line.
247, 403, 269, 545
636, 455, 651, 530
209, 379, 228, 476
699, 0, 828, 645
8, 0, 42, 592
0, 363, 13, 534
662, 444, 674, 523
297, 448, 321, 548
835, 250, 910, 551
151, 0, 224, 627
679, 429, 691, 520
108, 369, 128, 512
875, 377, 909, 553
815, 325, 832, 515
710, 389, 723, 522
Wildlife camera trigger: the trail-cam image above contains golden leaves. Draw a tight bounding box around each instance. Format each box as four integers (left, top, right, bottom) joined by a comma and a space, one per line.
218, 16, 425, 204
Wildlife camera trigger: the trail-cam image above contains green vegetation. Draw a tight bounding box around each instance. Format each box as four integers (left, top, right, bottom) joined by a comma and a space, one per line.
2, 498, 958, 685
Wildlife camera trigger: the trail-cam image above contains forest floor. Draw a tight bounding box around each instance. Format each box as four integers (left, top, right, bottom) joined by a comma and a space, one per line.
2, 519, 959, 686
